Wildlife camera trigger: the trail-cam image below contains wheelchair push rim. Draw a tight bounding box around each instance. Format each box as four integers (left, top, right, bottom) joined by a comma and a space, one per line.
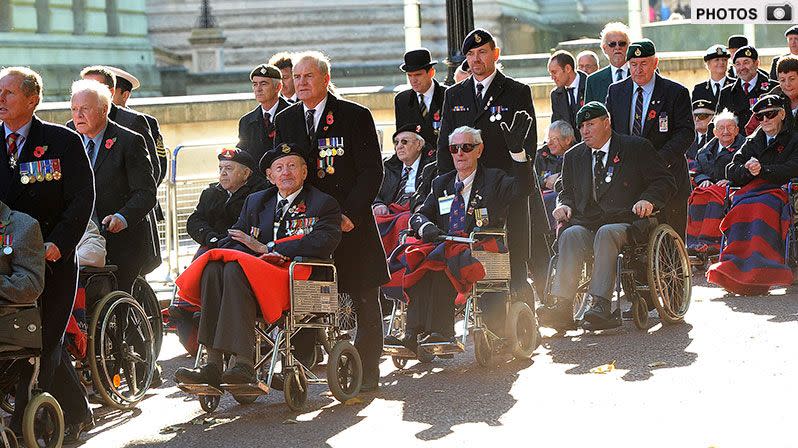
22, 392, 64, 448
646, 224, 692, 324
326, 341, 362, 403
88, 292, 156, 410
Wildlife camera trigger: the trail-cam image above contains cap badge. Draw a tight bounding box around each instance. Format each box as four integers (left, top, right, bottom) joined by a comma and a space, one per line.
585, 112, 591, 119
745, 49, 752, 57
716, 47, 723, 55
281, 144, 291, 153
416, 125, 422, 132
634, 48, 642, 57
475, 34, 482, 43
260, 67, 266, 74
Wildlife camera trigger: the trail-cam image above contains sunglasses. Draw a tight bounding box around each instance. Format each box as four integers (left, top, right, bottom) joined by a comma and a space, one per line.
607, 41, 628, 48
693, 113, 713, 120
754, 110, 781, 121
394, 138, 412, 146
448, 143, 478, 154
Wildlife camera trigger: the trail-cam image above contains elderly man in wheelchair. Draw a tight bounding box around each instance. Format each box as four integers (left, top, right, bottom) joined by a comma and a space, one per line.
174, 143, 342, 387
384, 112, 534, 356
539, 102, 677, 331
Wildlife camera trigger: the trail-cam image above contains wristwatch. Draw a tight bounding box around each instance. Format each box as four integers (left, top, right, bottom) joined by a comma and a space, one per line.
266, 241, 275, 252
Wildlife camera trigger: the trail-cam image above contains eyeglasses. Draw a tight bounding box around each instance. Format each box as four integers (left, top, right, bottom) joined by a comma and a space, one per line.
693, 113, 713, 120
754, 110, 781, 121
394, 138, 411, 146
448, 143, 478, 154
607, 41, 628, 48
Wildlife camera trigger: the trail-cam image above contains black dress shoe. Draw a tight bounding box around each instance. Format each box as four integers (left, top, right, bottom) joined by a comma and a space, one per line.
63, 414, 95, 444
537, 297, 577, 330
222, 363, 257, 385
175, 363, 222, 386
420, 332, 454, 344
583, 295, 612, 324
383, 335, 403, 346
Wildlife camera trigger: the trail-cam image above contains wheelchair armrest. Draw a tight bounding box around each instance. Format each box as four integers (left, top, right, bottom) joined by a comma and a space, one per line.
79, 265, 118, 274
292, 257, 334, 265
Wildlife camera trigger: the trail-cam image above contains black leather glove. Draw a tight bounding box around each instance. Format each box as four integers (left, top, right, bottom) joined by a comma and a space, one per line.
499, 110, 533, 155
420, 224, 444, 243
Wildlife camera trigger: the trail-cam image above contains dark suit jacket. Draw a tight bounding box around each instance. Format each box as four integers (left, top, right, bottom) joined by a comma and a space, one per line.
691, 76, 735, 104
717, 72, 776, 133
109, 104, 159, 183
410, 159, 532, 234
533, 144, 564, 187
550, 70, 587, 140
186, 174, 268, 247
584, 65, 627, 105
727, 126, 798, 187
222, 184, 342, 260
141, 111, 167, 186
374, 152, 435, 210
436, 71, 537, 174
273, 93, 389, 291
606, 73, 694, 198
557, 132, 676, 229
238, 98, 291, 164
394, 80, 447, 148
693, 134, 745, 184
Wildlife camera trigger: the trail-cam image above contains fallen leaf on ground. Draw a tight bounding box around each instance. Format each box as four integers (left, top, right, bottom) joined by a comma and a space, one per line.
648, 361, 667, 368
589, 361, 616, 374
282, 418, 299, 425
344, 397, 364, 405
159, 425, 186, 434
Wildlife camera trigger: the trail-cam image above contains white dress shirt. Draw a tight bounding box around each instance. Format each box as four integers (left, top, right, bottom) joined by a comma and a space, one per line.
302, 95, 329, 134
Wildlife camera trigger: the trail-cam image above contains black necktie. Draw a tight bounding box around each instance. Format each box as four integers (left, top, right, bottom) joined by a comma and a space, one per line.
305, 109, 315, 137
274, 198, 289, 239
593, 151, 604, 199
713, 82, 720, 99
632, 86, 644, 136
263, 111, 272, 134
698, 134, 706, 148
476, 83, 484, 104
418, 93, 428, 117
394, 166, 412, 204
616, 69, 624, 82
86, 140, 96, 165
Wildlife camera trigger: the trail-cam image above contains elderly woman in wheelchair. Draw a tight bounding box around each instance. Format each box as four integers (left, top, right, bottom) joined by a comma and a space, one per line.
539, 102, 680, 332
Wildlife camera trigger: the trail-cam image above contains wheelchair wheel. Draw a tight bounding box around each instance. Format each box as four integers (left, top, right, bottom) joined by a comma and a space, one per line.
132, 276, 164, 358
336, 293, 357, 332
391, 356, 408, 369
199, 394, 220, 413
88, 292, 156, 410
505, 302, 538, 359
21, 392, 64, 448
2, 426, 18, 448
284, 368, 308, 411
632, 298, 649, 330
646, 224, 692, 324
473, 329, 492, 367
326, 341, 362, 403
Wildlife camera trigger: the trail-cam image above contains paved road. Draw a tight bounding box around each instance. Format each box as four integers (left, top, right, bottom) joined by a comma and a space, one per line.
46, 277, 798, 447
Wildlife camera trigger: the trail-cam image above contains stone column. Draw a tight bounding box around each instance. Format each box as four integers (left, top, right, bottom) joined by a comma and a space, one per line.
106, 0, 119, 36
0, 0, 11, 32
73, 0, 86, 35
35, 0, 50, 33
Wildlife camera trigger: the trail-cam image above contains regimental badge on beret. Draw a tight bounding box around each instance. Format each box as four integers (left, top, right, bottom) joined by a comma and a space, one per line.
745, 49, 752, 57
576, 101, 608, 127
635, 48, 641, 57
717, 47, 723, 55
281, 144, 291, 153
416, 124, 422, 133
475, 34, 482, 43
220, 148, 235, 159
260, 67, 266, 75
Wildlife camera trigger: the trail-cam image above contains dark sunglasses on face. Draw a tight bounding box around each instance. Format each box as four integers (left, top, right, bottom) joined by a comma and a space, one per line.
394, 138, 411, 146
755, 110, 781, 121
607, 41, 628, 48
693, 113, 713, 120
448, 143, 477, 154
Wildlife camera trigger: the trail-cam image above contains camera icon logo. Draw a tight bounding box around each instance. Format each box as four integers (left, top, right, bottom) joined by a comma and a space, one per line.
766, 3, 793, 21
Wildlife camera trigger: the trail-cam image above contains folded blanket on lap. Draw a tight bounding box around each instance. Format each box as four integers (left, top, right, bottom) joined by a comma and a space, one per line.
686, 184, 726, 254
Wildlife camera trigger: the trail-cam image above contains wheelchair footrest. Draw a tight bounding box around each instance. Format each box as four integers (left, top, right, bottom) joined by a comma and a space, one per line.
221, 382, 269, 396
419, 341, 465, 355
177, 383, 223, 396
382, 345, 416, 358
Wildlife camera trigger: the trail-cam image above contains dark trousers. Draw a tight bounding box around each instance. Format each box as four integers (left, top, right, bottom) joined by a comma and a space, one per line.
349, 286, 382, 384
665, 193, 688, 242
13, 259, 90, 427
406, 272, 456, 337
198, 261, 257, 359
107, 244, 144, 295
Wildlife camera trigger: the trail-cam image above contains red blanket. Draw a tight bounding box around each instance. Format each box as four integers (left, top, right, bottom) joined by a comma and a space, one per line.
175, 242, 311, 324
375, 203, 411, 254
686, 184, 726, 254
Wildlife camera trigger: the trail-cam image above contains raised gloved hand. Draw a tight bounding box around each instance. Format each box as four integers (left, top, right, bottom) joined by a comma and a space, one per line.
499, 110, 533, 155
420, 224, 444, 243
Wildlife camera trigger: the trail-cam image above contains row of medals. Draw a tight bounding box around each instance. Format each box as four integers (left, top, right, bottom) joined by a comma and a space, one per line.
317, 147, 343, 178
11, 156, 62, 184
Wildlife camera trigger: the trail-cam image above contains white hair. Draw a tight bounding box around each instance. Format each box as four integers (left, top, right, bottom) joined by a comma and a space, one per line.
448, 126, 483, 145
713, 109, 738, 126
294, 50, 331, 77
71, 79, 111, 114
548, 120, 575, 141
600, 22, 630, 44
577, 50, 600, 65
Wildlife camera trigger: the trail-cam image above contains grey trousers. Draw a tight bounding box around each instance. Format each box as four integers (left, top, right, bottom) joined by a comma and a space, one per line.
551, 223, 631, 300
198, 261, 257, 359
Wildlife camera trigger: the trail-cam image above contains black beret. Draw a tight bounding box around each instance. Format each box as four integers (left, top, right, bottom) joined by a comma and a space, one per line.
751, 94, 783, 113
576, 101, 608, 127
462, 28, 494, 54
733, 45, 758, 63
704, 44, 730, 62
249, 64, 281, 81
786, 26, 798, 37
727, 35, 748, 49
218, 147, 257, 172
392, 123, 424, 142
626, 39, 656, 61
692, 98, 716, 112
400, 48, 437, 72
259, 143, 305, 174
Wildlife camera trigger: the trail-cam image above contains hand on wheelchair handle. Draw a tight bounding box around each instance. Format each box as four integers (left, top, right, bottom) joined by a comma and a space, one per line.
632, 200, 654, 218
420, 224, 444, 243
499, 110, 533, 155
552, 205, 571, 223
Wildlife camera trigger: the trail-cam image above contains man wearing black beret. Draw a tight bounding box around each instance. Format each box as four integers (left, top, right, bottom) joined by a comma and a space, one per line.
717, 45, 777, 134
373, 124, 436, 214
436, 27, 544, 299
605, 39, 694, 241
692, 45, 735, 104
770, 26, 798, 81
238, 64, 291, 164
394, 49, 447, 152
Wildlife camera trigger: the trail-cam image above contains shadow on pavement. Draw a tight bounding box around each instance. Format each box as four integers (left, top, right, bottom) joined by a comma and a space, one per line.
715, 287, 798, 324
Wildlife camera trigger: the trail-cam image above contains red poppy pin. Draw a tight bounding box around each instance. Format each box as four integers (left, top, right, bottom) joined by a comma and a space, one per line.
542, 151, 549, 157
427, 148, 434, 157
268, 130, 276, 139
776, 144, 785, 153
433, 111, 440, 121
296, 203, 307, 213
613, 155, 620, 164
105, 137, 117, 149
326, 112, 334, 125
647, 110, 657, 121
761, 82, 770, 91
33, 145, 48, 158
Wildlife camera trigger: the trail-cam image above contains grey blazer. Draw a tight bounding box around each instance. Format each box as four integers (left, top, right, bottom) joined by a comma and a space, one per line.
0, 201, 45, 305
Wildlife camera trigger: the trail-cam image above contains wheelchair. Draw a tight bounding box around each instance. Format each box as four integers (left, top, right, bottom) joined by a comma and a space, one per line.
543, 219, 692, 330
383, 229, 539, 368
0, 303, 65, 448
71, 266, 157, 410
178, 258, 363, 412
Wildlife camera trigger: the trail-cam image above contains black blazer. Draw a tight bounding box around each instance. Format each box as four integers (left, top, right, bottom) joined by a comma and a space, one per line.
394, 79, 447, 148
691, 77, 735, 104
410, 159, 532, 234
550, 70, 587, 140
186, 175, 269, 247
717, 72, 776, 133
238, 98, 291, 164
693, 134, 745, 184
222, 184, 342, 260
109, 104, 159, 183
727, 126, 798, 187
606, 73, 694, 198
273, 93, 389, 291
141, 111, 167, 186
0, 116, 95, 259
374, 152, 435, 209
557, 132, 676, 229
436, 71, 537, 174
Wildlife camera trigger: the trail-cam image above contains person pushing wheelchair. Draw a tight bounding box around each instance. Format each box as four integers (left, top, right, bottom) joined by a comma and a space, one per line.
539, 102, 676, 331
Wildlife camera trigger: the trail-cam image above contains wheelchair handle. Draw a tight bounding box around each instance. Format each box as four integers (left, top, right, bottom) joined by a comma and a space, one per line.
292, 257, 334, 265
436, 235, 475, 244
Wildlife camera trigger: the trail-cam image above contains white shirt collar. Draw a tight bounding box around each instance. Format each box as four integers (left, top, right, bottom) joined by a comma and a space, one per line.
567, 72, 580, 90
303, 95, 329, 132
743, 76, 757, 92
633, 75, 656, 95
3, 120, 33, 155
421, 82, 435, 101
263, 101, 279, 119
456, 168, 478, 205
474, 69, 498, 97
590, 136, 611, 167
277, 186, 303, 210
612, 63, 629, 77
407, 154, 421, 173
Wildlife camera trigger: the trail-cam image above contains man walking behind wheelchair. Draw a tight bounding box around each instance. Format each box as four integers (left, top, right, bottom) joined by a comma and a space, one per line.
540, 102, 676, 331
